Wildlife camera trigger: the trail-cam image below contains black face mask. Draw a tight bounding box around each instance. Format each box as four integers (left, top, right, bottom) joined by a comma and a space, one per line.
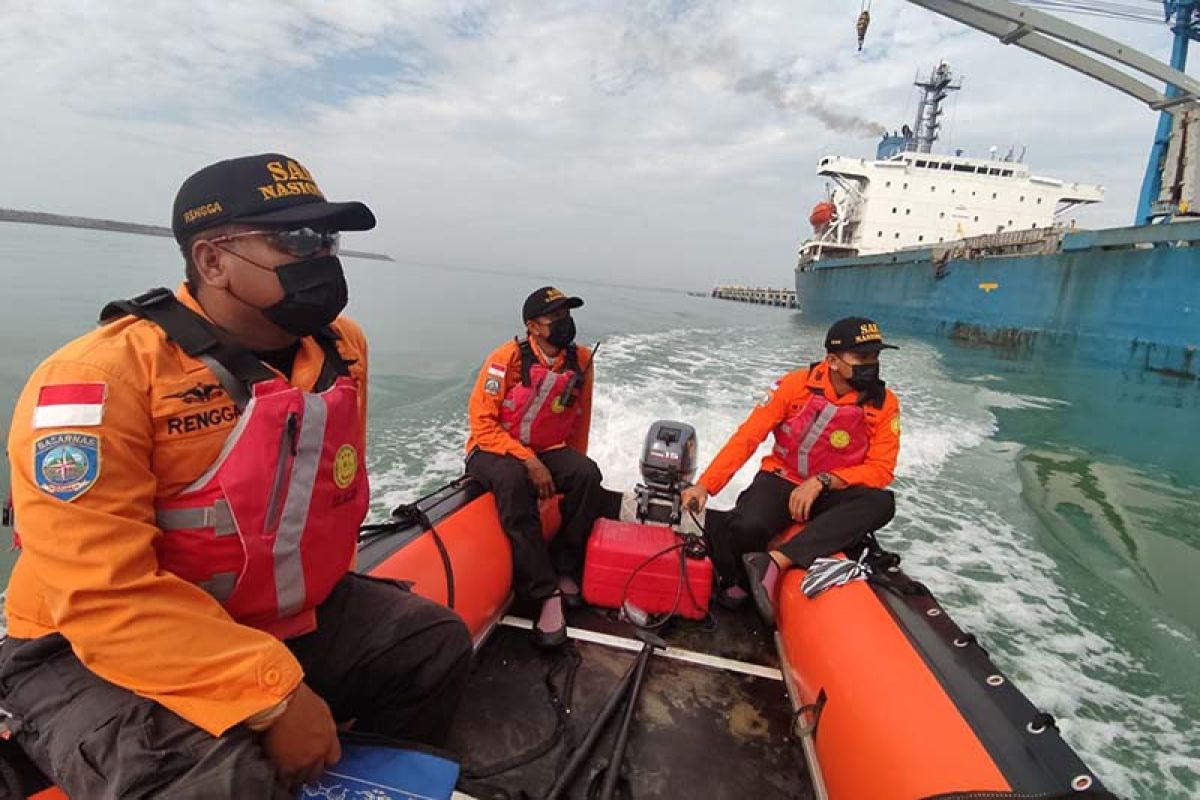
845, 361, 886, 407
261, 255, 348, 337
847, 362, 881, 391
546, 316, 576, 348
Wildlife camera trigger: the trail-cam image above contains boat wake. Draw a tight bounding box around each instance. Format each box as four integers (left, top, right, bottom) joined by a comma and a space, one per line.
368, 325, 1200, 798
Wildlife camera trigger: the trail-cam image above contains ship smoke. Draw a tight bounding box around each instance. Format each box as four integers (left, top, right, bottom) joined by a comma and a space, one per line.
734, 68, 887, 137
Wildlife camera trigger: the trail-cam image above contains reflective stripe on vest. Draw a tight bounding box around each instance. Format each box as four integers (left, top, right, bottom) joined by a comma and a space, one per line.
519, 369, 561, 445
154, 376, 367, 640
794, 403, 839, 478
200, 571, 237, 602
771, 392, 870, 481
500, 363, 582, 452
156, 500, 236, 537
274, 392, 327, 619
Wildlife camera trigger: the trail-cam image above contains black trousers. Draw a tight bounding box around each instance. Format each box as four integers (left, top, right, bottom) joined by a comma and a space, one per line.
466, 447, 604, 601
709, 471, 895, 589
0, 573, 472, 800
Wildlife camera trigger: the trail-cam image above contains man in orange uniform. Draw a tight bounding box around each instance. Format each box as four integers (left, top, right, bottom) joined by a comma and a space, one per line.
466, 287, 604, 648
681, 317, 900, 628
0, 154, 471, 798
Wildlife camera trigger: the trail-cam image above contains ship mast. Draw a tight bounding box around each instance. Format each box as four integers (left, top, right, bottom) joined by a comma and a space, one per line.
904, 0, 1200, 223
912, 62, 963, 153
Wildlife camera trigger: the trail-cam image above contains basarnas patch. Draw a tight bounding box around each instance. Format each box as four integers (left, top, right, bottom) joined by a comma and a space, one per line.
34, 432, 101, 501
483, 377, 502, 395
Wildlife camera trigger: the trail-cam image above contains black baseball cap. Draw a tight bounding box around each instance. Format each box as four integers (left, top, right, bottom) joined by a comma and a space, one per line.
523, 286, 584, 321
825, 317, 899, 353
171, 153, 376, 244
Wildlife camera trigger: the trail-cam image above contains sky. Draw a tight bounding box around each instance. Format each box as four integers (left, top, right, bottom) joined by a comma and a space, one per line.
0, 0, 1181, 287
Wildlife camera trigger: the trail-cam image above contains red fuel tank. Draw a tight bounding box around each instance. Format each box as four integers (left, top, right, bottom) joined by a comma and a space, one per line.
583, 518, 712, 620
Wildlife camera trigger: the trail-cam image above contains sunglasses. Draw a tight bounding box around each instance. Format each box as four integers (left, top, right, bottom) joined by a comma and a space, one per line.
209, 227, 341, 258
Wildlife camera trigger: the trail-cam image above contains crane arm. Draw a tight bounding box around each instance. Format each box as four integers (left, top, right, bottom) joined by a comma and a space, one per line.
907, 0, 1200, 110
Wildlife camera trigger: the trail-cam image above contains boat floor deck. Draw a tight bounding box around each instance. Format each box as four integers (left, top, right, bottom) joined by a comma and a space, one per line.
449, 599, 814, 800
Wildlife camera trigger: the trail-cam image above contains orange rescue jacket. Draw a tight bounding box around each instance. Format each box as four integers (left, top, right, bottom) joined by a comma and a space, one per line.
696, 363, 900, 496
466, 338, 594, 460
4, 284, 369, 736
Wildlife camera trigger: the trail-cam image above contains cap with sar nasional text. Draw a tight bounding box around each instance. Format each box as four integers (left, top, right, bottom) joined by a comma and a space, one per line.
522, 286, 584, 321
824, 316, 899, 353
171, 153, 376, 244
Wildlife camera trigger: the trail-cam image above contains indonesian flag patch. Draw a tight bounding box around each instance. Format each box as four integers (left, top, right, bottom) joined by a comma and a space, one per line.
33, 383, 107, 429
487, 362, 507, 378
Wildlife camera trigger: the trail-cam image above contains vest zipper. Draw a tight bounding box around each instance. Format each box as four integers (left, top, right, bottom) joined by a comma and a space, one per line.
265, 412, 298, 532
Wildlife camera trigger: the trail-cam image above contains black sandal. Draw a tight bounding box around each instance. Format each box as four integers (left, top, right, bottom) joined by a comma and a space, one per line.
531, 593, 569, 649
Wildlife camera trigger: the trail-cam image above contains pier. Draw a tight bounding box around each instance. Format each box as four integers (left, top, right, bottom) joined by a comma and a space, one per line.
710, 284, 798, 309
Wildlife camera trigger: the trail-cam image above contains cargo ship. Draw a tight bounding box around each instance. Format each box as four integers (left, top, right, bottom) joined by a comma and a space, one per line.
796, 0, 1200, 381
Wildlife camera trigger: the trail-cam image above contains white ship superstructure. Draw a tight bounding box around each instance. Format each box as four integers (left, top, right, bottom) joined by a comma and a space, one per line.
800, 63, 1104, 262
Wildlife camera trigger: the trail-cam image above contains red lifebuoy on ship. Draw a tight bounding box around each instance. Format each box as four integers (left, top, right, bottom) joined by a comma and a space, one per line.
810, 201, 836, 229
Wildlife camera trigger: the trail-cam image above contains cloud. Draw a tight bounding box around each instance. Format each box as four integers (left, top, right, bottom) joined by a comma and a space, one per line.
0, 0, 1177, 286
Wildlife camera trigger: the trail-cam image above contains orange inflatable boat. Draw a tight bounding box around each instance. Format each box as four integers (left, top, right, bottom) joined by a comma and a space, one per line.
1, 422, 1115, 800
361, 475, 1111, 799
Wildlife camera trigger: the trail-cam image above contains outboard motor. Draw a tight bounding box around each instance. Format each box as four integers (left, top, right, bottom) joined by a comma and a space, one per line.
634, 420, 697, 524
583, 420, 713, 621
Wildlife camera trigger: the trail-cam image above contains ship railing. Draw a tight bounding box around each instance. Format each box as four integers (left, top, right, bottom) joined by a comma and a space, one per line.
930, 228, 1064, 264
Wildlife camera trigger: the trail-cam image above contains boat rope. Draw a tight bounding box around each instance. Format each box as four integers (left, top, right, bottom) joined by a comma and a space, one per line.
459, 643, 583, 781
398, 503, 455, 610
792, 688, 827, 740
358, 502, 457, 609
1026, 711, 1058, 735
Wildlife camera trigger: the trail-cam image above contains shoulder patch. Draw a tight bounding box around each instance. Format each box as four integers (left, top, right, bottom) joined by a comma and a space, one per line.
34, 432, 101, 501
33, 382, 106, 428
487, 362, 507, 378
890, 416, 901, 435
758, 378, 782, 407
484, 376, 502, 395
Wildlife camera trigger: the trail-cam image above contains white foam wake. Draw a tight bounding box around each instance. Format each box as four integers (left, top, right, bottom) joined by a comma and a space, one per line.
368, 326, 1198, 797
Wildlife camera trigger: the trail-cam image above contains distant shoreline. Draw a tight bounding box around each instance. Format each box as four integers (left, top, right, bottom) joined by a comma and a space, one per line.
0, 208, 394, 262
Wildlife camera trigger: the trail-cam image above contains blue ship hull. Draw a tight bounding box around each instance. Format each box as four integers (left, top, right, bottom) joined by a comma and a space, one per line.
795, 221, 1200, 381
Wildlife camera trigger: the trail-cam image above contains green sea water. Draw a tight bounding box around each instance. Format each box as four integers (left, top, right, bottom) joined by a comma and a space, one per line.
1, 222, 1197, 798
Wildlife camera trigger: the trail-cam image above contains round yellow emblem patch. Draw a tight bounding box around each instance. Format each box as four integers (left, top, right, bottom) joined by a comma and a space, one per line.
550, 396, 567, 414
333, 444, 357, 489
829, 429, 851, 449
890, 416, 901, 435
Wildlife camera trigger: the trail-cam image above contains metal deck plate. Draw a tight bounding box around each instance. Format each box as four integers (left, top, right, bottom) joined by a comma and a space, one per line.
447, 604, 813, 800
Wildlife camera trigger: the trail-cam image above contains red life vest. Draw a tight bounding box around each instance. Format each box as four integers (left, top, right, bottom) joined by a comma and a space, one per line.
499, 340, 584, 452
155, 376, 368, 640
100, 289, 368, 640
771, 389, 870, 483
